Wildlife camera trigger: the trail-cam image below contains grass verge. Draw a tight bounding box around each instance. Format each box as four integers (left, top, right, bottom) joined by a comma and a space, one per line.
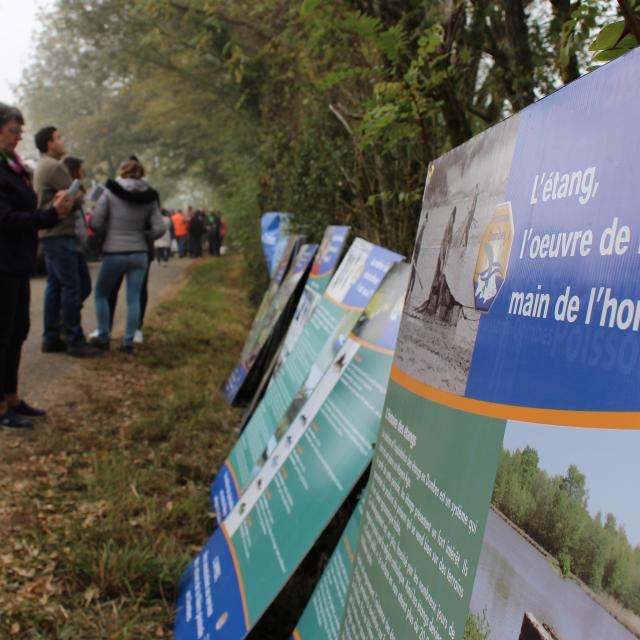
0, 256, 252, 638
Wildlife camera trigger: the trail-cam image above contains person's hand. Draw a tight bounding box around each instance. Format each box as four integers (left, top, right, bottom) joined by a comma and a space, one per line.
52, 191, 73, 219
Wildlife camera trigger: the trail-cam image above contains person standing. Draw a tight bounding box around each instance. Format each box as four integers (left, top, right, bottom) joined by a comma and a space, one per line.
185, 205, 194, 256
219, 213, 227, 253
89, 158, 165, 353
207, 210, 222, 256
62, 155, 92, 293
0, 103, 72, 430
33, 126, 99, 357
154, 210, 172, 266
171, 209, 188, 257
188, 209, 206, 258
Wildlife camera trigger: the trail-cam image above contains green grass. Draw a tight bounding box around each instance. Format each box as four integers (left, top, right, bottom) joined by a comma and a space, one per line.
0, 256, 253, 638
464, 610, 491, 640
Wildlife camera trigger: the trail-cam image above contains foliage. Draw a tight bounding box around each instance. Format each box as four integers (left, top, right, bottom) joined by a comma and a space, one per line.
558, 550, 572, 576
563, 0, 640, 69
15, 0, 637, 290
492, 446, 640, 615
463, 609, 491, 640
589, 15, 638, 62
17, 0, 617, 276
593, 18, 628, 48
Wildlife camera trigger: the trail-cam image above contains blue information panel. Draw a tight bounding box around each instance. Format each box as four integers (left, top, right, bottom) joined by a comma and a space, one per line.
176, 266, 411, 640
213, 240, 403, 519
339, 51, 640, 640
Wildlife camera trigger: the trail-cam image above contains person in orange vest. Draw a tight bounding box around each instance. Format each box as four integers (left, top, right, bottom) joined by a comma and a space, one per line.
171, 209, 188, 257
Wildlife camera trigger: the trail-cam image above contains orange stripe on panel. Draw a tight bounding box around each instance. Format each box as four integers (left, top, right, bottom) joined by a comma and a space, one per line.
220, 522, 251, 630
390, 365, 640, 429
348, 334, 395, 356
323, 292, 363, 312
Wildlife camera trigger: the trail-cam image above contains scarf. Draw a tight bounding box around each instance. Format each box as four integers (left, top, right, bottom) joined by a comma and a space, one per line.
0, 149, 30, 187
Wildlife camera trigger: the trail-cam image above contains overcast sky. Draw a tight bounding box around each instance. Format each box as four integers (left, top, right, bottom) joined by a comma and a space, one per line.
0, 1, 50, 104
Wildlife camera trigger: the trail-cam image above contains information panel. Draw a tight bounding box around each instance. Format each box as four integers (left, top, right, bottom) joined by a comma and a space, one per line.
339, 51, 640, 640
275, 226, 350, 371
261, 211, 291, 274
224, 234, 304, 403
175, 264, 411, 640
292, 492, 365, 640
239, 226, 351, 427
212, 239, 403, 519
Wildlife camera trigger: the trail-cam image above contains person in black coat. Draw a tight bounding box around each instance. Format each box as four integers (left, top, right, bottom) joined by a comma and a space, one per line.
207, 209, 222, 256
0, 103, 72, 430
188, 209, 206, 257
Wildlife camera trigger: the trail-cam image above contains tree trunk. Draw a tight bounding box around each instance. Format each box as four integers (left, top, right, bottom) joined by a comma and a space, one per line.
502, 0, 536, 109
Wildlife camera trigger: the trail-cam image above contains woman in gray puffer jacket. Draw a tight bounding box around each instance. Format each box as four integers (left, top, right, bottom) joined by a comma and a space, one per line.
90, 159, 165, 352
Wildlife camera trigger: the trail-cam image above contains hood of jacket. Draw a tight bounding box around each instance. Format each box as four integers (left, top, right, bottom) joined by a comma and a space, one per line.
106, 177, 159, 204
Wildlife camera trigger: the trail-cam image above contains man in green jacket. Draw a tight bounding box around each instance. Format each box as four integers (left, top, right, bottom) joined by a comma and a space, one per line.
34, 126, 98, 358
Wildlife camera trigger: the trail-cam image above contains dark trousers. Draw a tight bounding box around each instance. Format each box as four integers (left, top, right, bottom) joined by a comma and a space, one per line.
85, 235, 101, 262
155, 247, 170, 263
41, 236, 91, 346
190, 235, 203, 257
208, 233, 221, 256
0, 273, 29, 400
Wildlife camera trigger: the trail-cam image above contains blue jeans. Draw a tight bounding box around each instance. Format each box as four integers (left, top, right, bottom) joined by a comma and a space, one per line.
41, 236, 91, 346
94, 252, 148, 346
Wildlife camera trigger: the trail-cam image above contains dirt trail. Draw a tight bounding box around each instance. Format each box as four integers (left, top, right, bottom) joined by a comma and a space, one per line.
18, 258, 194, 408
0, 257, 193, 469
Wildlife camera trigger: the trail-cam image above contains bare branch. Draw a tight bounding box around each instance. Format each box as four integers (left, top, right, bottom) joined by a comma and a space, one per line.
329, 103, 355, 138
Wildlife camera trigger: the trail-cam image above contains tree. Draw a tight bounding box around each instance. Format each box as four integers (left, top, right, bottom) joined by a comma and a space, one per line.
561, 464, 588, 506
19, 0, 627, 267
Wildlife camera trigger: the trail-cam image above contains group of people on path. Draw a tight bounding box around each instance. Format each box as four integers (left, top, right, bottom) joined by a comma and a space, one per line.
170, 207, 226, 259
0, 101, 226, 432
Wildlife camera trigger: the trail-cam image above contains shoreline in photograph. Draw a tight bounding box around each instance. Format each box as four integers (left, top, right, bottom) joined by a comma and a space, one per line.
471, 507, 640, 640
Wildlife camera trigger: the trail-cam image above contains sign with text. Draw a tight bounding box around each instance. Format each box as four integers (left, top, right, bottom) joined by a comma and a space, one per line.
238, 226, 351, 428
223, 235, 305, 404
261, 211, 292, 274
212, 239, 403, 519
275, 226, 350, 372
340, 51, 640, 640
292, 492, 365, 640
175, 265, 411, 640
